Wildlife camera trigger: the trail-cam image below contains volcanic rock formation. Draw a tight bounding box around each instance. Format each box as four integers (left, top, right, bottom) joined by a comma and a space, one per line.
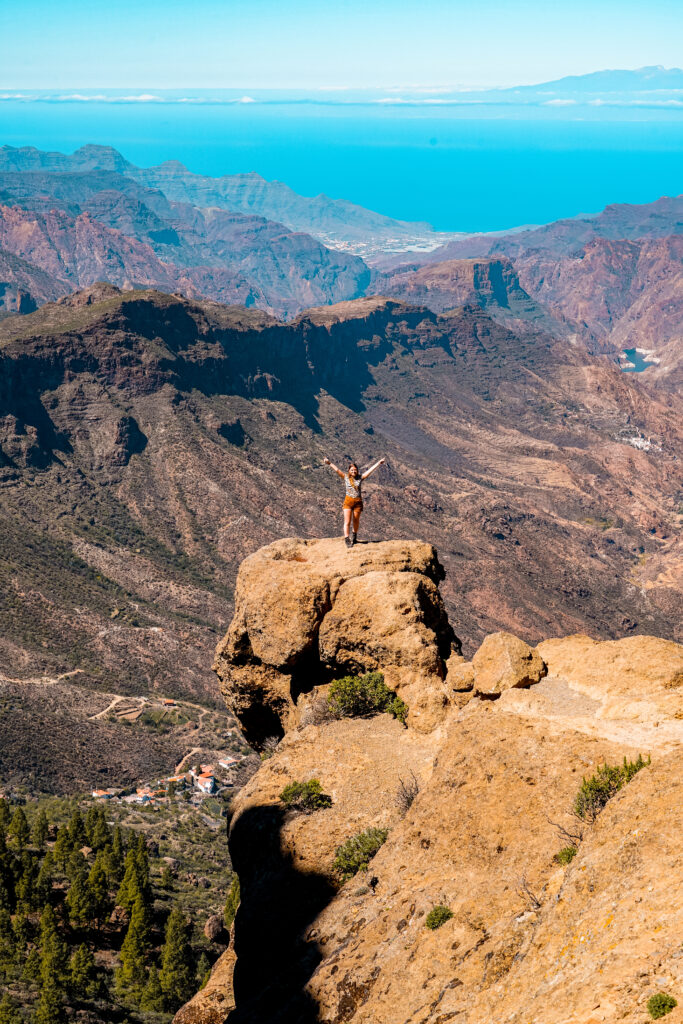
213, 537, 459, 745
181, 538, 683, 1024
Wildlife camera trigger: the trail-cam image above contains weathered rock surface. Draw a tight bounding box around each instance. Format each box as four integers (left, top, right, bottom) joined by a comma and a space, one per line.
214, 537, 459, 743
195, 541, 683, 1024
471, 629, 547, 695
173, 949, 236, 1024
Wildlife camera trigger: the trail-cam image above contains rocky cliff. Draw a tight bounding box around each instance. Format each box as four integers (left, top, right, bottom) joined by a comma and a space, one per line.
180, 538, 683, 1024
1, 285, 682, 794
373, 256, 533, 314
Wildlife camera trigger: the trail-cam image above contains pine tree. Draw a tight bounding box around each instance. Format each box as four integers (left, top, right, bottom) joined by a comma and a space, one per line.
87, 853, 110, 927
116, 842, 150, 911
32, 809, 49, 851
0, 993, 21, 1024
0, 800, 10, 834
159, 907, 194, 1011
196, 951, 211, 990
0, 907, 15, 970
85, 806, 98, 846
66, 848, 87, 884
22, 946, 41, 982
52, 826, 72, 874
8, 808, 29, 850
109, 826, 124, 880
66, 868, 91, 927
69, 943, 99, 999
139, 966, 165, 1011
35, 851, 54, 907
133, 835, 150, 892
33, 979, 66, 1024
89, 809, 111, 852
115, 894, 150, 998
15, 850, 37, 912
12, 912, 29, 958
67, 810, 87, 848
0, 834, 14, 911
160, 865, 173, 890
38, 904, 67, 991
224, 874, 240, 928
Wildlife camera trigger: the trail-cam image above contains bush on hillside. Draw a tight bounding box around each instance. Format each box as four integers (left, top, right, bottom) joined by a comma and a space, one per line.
279, 779, 332, 813
647, 993, 677, 1019
327, 672, 408, 724
425, 905, 453, 930
574, 755, 650, 821
553, 846, 577, 866
333, 828, 389, 881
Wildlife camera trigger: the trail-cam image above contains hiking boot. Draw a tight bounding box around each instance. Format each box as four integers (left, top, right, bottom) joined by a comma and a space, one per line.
345, 535, 352, 548
350, 531, 357, 546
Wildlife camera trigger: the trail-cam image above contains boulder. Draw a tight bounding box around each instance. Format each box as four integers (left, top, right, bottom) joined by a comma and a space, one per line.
204, 914, 226, 943
472, 631, 546, 695
213, 537, 460, 745
446, 652, 476, 691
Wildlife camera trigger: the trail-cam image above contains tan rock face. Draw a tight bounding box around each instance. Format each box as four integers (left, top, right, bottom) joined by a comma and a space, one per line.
213, 537, 460, 745
471, 630, 547, 695
173, 949, 235, 1024
193, 544, 683, 1024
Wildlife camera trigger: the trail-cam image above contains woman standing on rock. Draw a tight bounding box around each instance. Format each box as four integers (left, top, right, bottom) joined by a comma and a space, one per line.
323, 456, 386, 547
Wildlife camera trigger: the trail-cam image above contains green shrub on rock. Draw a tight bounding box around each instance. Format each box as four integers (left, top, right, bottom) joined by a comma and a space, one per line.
279, 779, 332, 813
425, 905, 453, 930
574, 755, 650, 821
553, 846, 577, 866
333, 827, 389, 881
647, 993, 677, 1019
327, 672, 407, 724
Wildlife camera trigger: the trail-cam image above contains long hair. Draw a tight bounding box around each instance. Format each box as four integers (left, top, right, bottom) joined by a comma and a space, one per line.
347, 461, 360, 478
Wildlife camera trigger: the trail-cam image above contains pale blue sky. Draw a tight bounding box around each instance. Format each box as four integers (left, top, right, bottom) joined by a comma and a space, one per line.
1, 0, 681, 89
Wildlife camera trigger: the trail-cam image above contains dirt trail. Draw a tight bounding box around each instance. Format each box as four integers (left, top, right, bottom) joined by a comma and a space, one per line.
175, 747, 202, 774
89, 695, 130, 721
0, 668, 85, 686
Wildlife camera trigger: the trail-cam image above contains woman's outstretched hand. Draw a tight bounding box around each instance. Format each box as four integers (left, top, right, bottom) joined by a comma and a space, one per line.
379, 457, 386, 465
323, 457, 331, 465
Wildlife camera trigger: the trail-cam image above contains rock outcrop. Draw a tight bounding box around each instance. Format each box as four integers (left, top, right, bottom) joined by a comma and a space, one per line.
471, 630, 547, 695
213, 537, 459, 744
191, 539, 683, 1024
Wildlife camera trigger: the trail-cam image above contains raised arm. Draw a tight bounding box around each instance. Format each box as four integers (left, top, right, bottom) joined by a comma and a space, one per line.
323, 457, 345, 478
361, 457, 386, 480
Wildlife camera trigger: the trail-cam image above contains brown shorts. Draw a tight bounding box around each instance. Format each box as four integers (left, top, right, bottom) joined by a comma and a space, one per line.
343, 497, 363, 511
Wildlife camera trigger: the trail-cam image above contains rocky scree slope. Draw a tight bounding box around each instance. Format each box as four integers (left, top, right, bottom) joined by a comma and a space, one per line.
179, 536, 683, 1024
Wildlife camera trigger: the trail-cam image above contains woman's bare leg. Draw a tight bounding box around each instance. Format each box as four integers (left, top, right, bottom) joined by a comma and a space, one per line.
343, 508, 352, 538
352, 507, 362, 540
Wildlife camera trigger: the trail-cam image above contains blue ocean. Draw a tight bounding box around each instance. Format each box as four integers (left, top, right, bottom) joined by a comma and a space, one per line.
0, 97, 681, 232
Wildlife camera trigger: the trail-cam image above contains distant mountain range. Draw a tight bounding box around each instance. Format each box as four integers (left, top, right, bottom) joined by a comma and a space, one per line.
3, 67, 682, 107
372, 194, 683, 386
0, 144, 458, 318
0, 143, 682, 384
